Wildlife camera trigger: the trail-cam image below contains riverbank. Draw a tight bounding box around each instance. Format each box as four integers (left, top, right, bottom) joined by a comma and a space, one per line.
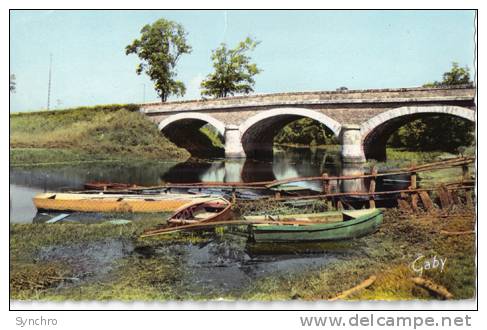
10, 105, 190, 166
10, 206, 475, 301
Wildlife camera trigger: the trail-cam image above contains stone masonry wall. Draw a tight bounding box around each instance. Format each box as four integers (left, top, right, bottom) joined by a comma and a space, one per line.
141, 86, 475, 129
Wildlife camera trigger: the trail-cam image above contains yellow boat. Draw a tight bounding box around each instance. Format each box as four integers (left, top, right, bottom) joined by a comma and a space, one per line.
33, 192, 217, 213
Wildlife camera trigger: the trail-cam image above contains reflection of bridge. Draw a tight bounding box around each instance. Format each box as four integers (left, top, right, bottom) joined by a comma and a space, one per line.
140, 86, 475, 162
162, 158, 368, 193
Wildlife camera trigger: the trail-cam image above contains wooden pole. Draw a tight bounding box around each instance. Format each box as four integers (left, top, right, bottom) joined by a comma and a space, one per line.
411, 277, 453, 300
369, 166, 377, 209
462, 164, 470, 181
410, 172, 417, 190
329, 275, 377, 301
322, 173, 329, 194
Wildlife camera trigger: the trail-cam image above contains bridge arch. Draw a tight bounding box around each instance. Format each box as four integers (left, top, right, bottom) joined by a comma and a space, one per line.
158, 112, 226, 136
158, 112, 226, 157
239, 107, 342, 158
360, 105, 475, 161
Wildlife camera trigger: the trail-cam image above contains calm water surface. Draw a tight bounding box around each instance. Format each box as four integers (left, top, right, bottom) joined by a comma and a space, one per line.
10, 147, 370, 223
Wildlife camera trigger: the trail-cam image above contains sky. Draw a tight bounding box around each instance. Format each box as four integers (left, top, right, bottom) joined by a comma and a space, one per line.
9, 10, 476, 112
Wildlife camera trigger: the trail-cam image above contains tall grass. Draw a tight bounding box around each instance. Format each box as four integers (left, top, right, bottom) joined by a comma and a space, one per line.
10, 105, 190, 164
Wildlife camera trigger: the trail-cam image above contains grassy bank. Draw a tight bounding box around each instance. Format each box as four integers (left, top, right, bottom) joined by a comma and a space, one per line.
10, 206, 475, 301
10, 105, 190, 166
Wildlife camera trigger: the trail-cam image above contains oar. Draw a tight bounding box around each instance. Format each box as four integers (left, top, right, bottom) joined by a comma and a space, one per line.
140, 218, 335, 238
140, 220, 256, 237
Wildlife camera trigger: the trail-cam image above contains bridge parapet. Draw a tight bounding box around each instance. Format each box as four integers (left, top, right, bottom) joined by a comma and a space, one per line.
140, 85, 475, 114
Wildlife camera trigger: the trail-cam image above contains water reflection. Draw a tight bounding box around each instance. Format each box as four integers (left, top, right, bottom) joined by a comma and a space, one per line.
10, 147, 369, 223
341, 163, 367, 193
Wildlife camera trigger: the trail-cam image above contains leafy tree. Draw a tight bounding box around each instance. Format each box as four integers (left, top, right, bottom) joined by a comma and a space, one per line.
388, 117, 474, 152
10, 74, 16, 93
388, 62, 475, 152
126, 18, 192, 102
423, 62, 473, 87
201, 37, 261, 98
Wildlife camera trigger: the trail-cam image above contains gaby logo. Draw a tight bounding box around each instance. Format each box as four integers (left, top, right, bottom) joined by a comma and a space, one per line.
411, 255, 447, 276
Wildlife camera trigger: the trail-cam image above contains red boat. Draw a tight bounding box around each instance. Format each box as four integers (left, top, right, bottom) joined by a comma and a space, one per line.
141, 197, 233, 236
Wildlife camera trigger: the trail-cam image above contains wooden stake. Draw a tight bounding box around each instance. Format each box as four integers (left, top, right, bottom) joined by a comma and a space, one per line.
411, 193, 419, 212
410, 172, 417, 190
437, 185, 452, 209
322, 173, 329, 194
462, 164, 470, 181
397, 198, 412, 212
369, 166, 377, 209
329, 275, 376, 301
411, 277, 453, 300
419, 191, 434, 211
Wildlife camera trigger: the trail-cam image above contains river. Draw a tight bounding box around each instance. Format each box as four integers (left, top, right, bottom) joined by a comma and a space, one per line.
9, 146, 416, 299
9, 146, 407, 223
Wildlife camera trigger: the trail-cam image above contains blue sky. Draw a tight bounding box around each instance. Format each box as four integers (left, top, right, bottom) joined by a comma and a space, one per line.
10, 10, 475, 112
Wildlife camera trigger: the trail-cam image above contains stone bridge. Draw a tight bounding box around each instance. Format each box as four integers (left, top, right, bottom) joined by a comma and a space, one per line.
140, 86, 476, 162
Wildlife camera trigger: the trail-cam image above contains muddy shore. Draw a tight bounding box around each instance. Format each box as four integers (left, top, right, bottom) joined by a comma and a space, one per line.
10, 206, 475, 301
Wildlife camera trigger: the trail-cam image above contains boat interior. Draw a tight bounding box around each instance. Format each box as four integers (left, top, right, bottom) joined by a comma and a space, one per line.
244, 209, 377, 225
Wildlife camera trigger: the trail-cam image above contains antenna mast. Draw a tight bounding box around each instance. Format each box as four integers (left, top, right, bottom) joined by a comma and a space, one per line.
47, 53, 52, 110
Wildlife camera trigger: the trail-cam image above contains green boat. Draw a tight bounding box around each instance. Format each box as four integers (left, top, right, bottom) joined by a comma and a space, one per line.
247, 208, 383, 243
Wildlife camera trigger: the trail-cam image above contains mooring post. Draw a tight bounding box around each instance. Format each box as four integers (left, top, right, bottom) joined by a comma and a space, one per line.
369, 166, 377, 208
274, 191, 281, 199
231, 187, 237, 204
322, 173, 329, 195
410, 170, 417, 190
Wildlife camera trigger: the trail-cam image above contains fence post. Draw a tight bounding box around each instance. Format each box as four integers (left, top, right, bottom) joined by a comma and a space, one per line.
462, 164, 470, 181
322, 173, 329, 195
410, 171, 417, 190
369, 166, 377, 208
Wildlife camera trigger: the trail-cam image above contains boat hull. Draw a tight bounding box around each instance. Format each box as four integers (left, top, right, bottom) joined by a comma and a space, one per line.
33, 193, 211, 213
249, 209, 383, 242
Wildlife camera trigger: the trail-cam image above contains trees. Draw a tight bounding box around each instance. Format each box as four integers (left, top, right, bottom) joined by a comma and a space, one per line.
423, 62, 473, 87
388, 62, 475, 152
274, 118, 338, 146
10, 74, 16, 93
200, 37, 261, 98
126, 18, 192, 102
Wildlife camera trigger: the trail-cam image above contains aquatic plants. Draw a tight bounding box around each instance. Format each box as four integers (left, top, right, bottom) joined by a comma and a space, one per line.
10, 207, 476, 301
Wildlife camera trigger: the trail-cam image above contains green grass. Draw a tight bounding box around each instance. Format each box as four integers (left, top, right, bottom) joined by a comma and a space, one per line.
200, 126, 224, 148
10, 104, 190, 165
10, 215, 209, 300
241, 209, 475, 301
10, 208, 476, 301
362, 148, 475, 185
365, 148, 457, 170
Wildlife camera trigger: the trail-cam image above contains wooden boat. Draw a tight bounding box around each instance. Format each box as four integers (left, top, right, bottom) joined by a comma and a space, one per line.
247, 208, 383, 243
84, 181, 140, 191
33, 192, 215, 213
167, 197, 232, 225
142, 197, 232, 236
